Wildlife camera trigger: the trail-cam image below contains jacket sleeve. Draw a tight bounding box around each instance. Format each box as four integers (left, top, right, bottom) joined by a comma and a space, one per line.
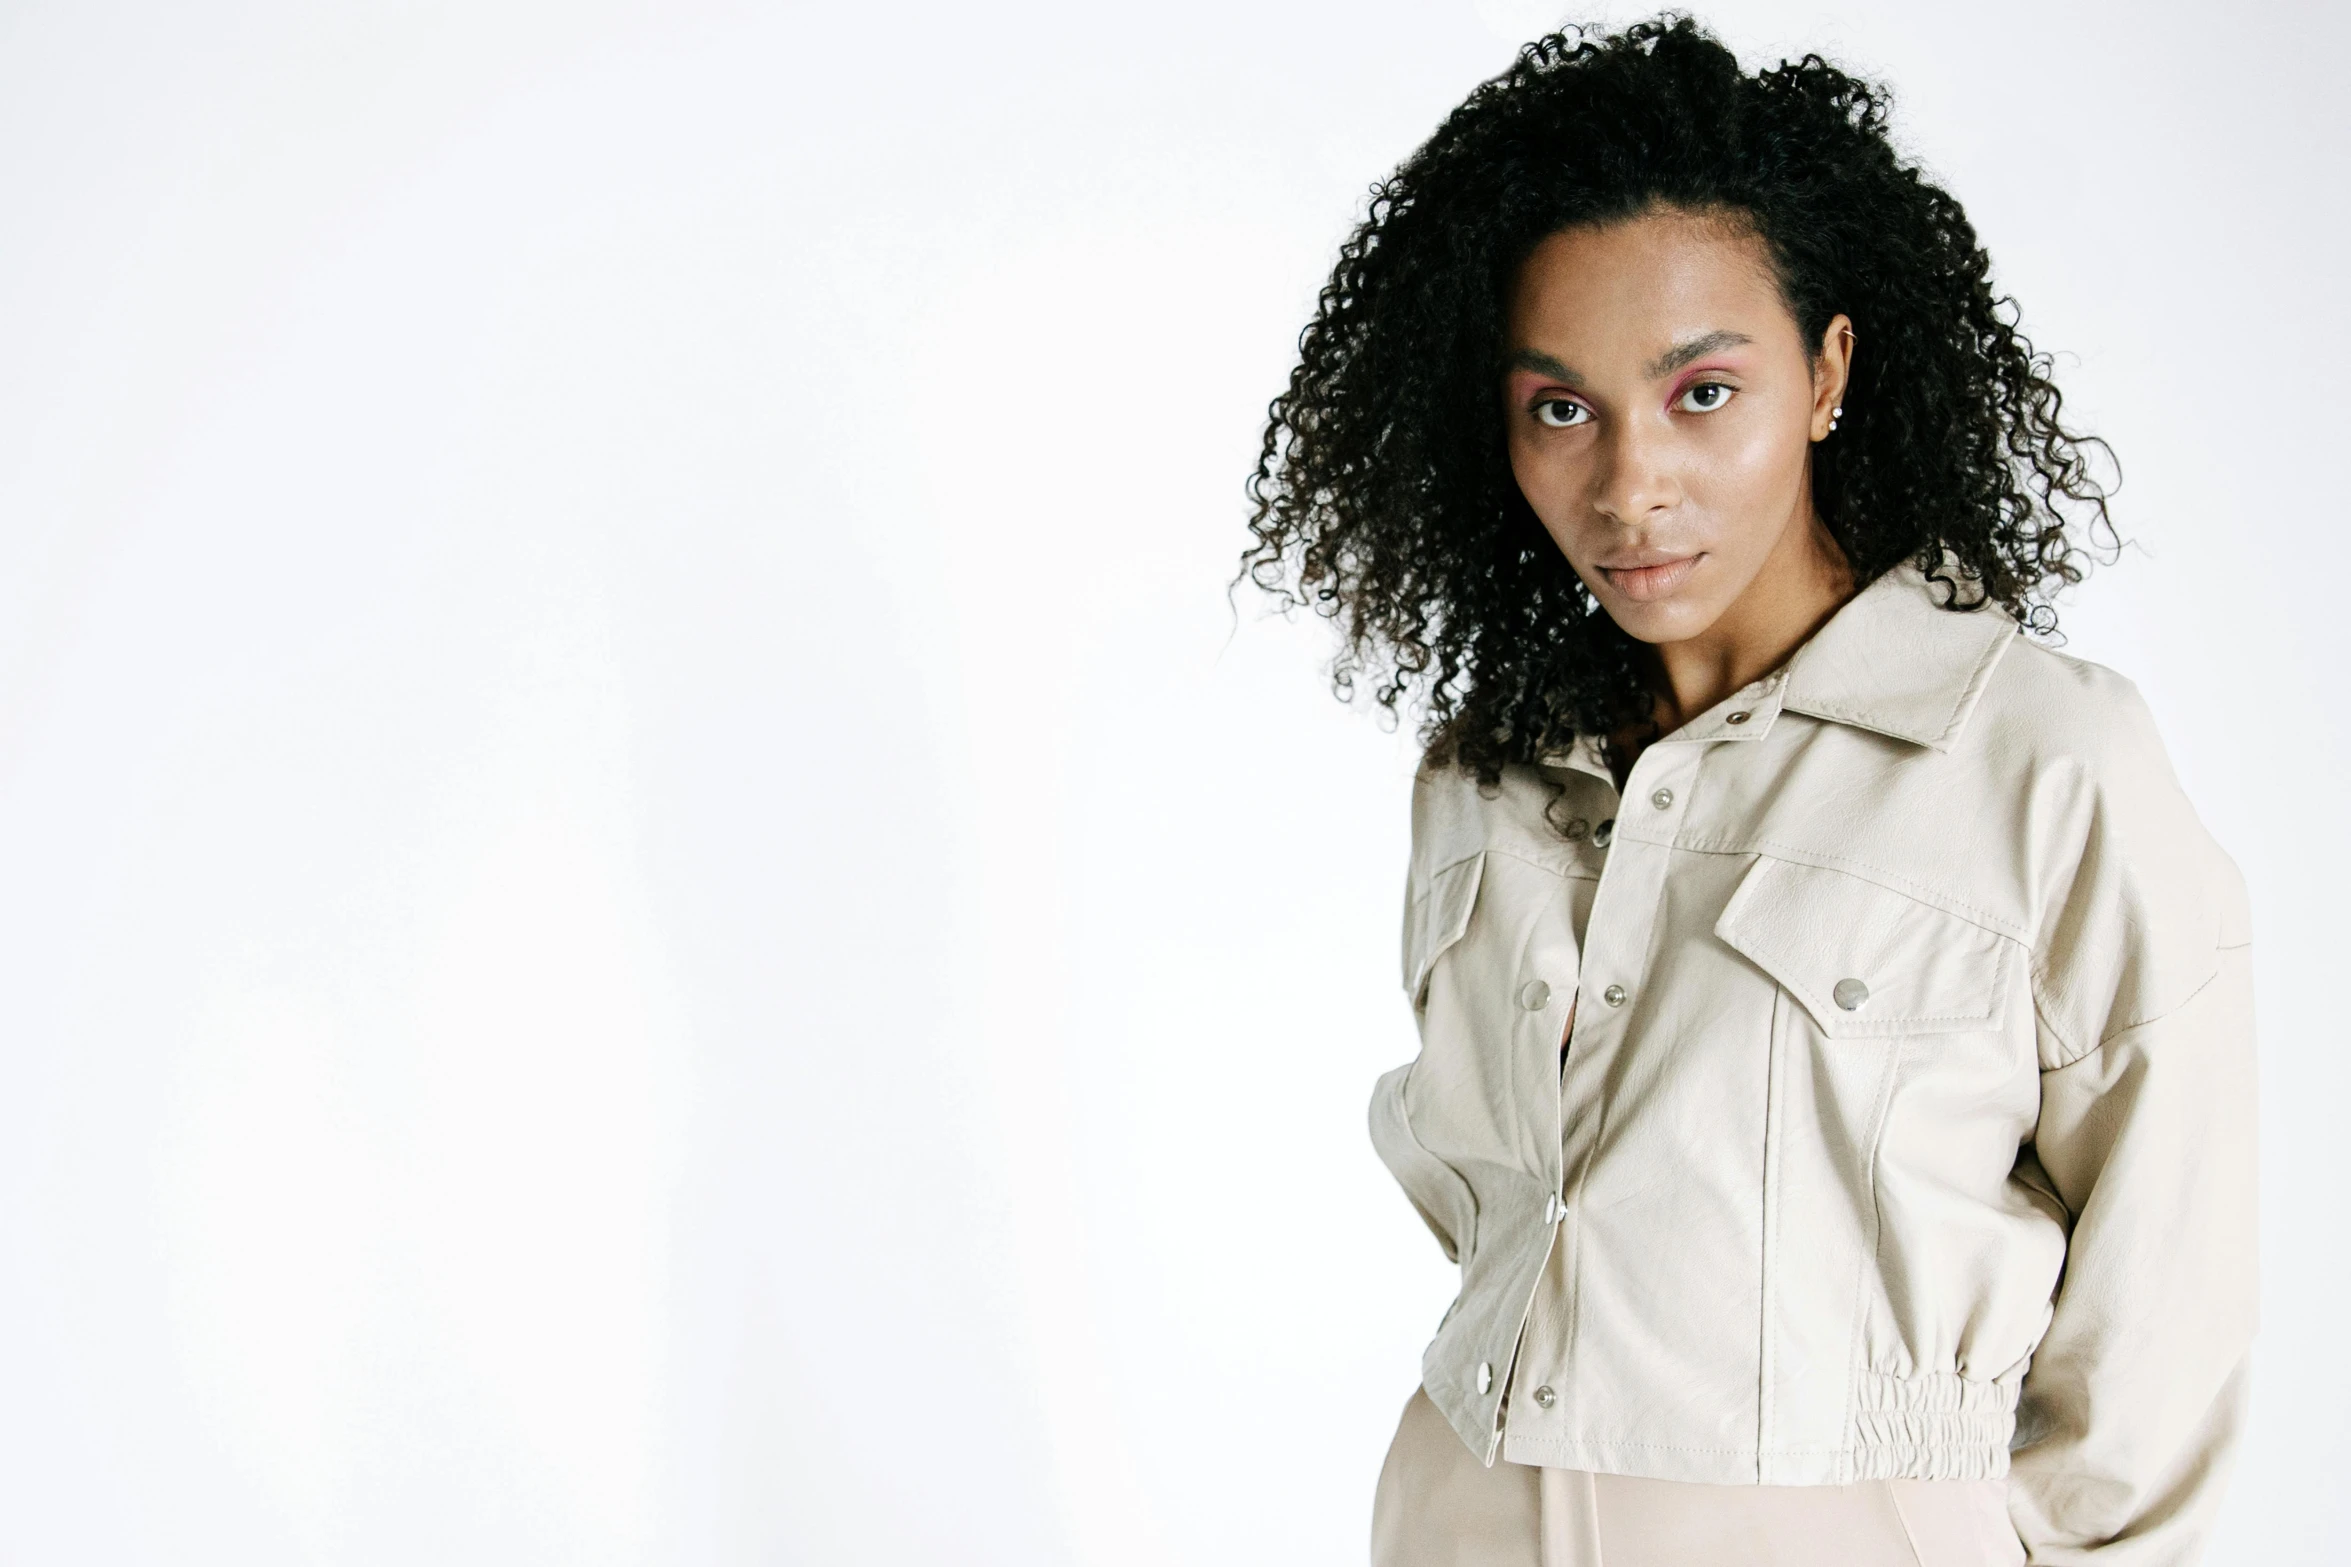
2009, 687, 2257, 1566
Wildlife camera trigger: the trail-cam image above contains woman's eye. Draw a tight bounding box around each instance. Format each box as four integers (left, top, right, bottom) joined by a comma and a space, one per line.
1533, 399, 1588, 428
1676, 381, 1734, 413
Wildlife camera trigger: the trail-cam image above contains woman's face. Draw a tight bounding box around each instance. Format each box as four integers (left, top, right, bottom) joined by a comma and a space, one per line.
1503, 208, 1851, 649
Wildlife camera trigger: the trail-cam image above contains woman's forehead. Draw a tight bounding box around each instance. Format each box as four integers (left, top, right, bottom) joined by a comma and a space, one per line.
1507, 215, 1797, 369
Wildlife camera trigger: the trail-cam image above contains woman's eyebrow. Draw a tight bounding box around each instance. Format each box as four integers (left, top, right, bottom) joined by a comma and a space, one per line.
1645, 330, 1754, 379
1505, 348, 1583, 385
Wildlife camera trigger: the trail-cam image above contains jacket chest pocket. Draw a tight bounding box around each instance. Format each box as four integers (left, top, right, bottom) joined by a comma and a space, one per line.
1713, 856, 2013, 1038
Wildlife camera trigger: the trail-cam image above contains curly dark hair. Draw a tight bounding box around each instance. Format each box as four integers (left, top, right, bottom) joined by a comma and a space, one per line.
1239, 15, 2116, 782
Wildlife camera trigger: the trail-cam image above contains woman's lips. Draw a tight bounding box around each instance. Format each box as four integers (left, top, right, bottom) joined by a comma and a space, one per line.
1599, 554, 1701, 602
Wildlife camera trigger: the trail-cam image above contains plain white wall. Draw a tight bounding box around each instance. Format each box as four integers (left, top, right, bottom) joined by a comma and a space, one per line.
0, 1, 2337, 1561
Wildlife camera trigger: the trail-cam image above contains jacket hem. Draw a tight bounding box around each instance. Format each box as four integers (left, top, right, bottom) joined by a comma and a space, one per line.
1495, 1435, 2014, 1485
1495, 1371, 2020, 1483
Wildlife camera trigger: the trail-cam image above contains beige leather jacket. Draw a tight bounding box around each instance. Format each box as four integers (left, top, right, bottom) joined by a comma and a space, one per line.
1371, 566, 2255, 1563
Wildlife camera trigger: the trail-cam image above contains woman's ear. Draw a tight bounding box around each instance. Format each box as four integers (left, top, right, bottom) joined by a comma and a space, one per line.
1809, 314, 1855, 443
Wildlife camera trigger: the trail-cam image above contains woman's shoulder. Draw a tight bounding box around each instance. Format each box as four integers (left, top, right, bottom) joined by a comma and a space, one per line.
1976, 636, 2239, 876
1407, 751, 1586, 884
1971, 634, 2183, 785
1980, 637, 2250, 1002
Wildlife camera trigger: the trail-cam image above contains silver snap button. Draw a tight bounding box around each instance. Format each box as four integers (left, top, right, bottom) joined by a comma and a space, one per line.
1477, 1362, 1493, 1394
1592, 818, 1615, 848
1518, 980, 1551, 1011
1725, 710, 1750, 725
1532, 1384, 1557, 1409
1603, 984, 1627, 1008
1833, 978, 1870, 1011
1650, 787, 1674, 810
1563, 817, 1590, 841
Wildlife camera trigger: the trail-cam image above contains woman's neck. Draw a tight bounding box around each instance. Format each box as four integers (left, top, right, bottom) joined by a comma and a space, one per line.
1611, 511, 1855, 783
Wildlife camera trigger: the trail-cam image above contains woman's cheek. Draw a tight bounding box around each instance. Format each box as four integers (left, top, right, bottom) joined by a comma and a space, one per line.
1509, 444, 1581, 531
1695, 416, 1800, 526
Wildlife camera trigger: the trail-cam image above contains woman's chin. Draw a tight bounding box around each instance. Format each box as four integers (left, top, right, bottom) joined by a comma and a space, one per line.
1593, 584, 1726, 647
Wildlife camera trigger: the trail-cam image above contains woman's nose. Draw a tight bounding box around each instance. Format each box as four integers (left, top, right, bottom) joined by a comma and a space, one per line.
1590, 417, 1681, 522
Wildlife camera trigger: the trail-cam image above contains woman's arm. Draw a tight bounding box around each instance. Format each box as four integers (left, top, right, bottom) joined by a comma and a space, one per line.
2008, 688, 2258, 1566
2011, 954, 2256, 1564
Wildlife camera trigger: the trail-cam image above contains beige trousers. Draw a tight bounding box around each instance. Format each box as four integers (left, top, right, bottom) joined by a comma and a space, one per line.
1371, 1388, 2027, 1567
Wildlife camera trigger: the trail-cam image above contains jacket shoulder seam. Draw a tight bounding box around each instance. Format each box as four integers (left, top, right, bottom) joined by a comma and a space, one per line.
2035, 952, 2230, 1074
1406, 846, 1484, 896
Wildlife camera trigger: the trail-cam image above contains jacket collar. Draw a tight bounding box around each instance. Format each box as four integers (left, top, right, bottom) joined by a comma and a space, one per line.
1538, 564, 2018, 777
1778, 563, 2016, 752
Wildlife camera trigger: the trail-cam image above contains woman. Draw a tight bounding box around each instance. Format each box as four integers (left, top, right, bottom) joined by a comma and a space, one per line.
1240, 20, 2254, 1567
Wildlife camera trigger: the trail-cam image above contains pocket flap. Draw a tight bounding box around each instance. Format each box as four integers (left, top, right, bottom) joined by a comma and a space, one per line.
1402, 852, 1484, 1006
1714, 857, 2011, 1038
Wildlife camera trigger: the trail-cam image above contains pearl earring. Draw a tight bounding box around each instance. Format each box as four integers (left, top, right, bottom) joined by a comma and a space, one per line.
1828, 404, 1844, 433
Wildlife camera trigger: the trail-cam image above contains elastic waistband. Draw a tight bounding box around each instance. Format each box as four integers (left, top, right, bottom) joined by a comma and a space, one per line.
1850, 1371, 2018, 1482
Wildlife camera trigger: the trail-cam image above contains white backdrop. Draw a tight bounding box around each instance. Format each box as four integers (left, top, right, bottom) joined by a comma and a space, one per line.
0, 1, 2339, 1561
